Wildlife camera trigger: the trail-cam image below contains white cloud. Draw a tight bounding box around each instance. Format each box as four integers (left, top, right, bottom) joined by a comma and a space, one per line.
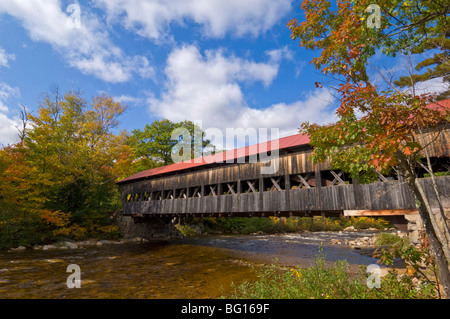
0, 82, 19, 113
148, 45, 337, 149
0, 0, 154, 83
95, 0, 293, 40
408, 77, 449, 97
0, 47, 15, 68
234, 91, 337, 135
0, 82, 21, 146
148, 45, 278, 124
113, 94, 144, 105
265, 46, 294, 64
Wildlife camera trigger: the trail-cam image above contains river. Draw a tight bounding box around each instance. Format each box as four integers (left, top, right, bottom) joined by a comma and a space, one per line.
0, 231, 385, 299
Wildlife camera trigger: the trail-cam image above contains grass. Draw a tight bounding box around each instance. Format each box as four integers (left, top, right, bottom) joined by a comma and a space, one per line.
224, 247, 438, 299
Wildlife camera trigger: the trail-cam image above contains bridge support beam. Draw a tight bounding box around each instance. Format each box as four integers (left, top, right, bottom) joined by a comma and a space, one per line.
404, 213, 423, 244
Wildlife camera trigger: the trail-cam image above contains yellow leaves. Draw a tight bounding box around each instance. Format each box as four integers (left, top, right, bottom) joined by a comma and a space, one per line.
290, 269, 301, 278
96, 224, 119, 234
40, 209, 117, 239
269, 216, 280, 223
53, 224, 87, 239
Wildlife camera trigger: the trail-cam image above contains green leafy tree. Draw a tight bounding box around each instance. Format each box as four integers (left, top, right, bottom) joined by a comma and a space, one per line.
130, 119, 214, 171
395, 34, 449, 100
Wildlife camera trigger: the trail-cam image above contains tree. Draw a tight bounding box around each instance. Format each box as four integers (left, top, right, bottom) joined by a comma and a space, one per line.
24, 90, 129, 236
130, 119, 214, 170
0, 144, 47, 214
288, 0, 450, 297
0, 88, 134, 246
0, 138, 54, 248
395, 33, 449, 100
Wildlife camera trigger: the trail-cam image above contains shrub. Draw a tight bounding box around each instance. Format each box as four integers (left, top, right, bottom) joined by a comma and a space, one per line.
174, 223, 199, 237
196, 216, 391, 235
373, 232, 441, 298
226, 247, 437, 299
345, 216, 390, 229
0, 208, 52, 249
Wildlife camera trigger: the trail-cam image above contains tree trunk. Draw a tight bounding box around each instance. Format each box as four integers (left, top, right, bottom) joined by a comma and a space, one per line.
404, 173, 450, 298
418, 128, 450, 249
415, 175, 450, 265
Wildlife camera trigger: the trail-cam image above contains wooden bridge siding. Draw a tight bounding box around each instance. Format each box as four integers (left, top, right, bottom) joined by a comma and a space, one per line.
121, 176, 449, 216
119, 149, 324, 195
420, 176, 450, 209
418, 125, 449, 158
353, 182, 413, 210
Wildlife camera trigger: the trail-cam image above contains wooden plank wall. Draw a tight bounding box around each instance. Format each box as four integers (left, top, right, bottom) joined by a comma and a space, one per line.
119, 149, 323, 198
417, 125, 449, 158
122, 177, 450, 216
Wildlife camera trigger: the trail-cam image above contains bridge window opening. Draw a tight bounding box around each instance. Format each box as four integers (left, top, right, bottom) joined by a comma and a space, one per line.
289, 173, 316, 189
241, 179, 259, 193
417, 157, 450, 178
221, 182, 237, 195
376, 171, 399, 182
321, 170, 351, 186
175, 188, 187, 199
133, 193, 141, 202
262, 176, 285, 191
165, 190, 173, 200
126, 193, 132, 202
151, 190, 162, 200
189, 186, 202, 198
205, 184, 218, 196
142, 191, 151, 201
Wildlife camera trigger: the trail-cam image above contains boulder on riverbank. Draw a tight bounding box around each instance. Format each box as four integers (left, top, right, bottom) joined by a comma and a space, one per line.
329, 230, 407, 249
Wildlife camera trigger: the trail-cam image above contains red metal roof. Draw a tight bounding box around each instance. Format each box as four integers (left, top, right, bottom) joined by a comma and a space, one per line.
117, 133, 310, 184
426, 98, 450, 112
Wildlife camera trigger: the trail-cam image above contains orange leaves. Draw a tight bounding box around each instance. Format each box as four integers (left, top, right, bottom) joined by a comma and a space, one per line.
40, 210, 89, 239
289, 0, 375, 84
40, 210, 70, 228
403, 146, 413, 156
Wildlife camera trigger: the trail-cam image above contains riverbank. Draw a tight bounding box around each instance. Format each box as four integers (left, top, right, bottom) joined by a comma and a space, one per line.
0, 230, 393, 299
175, 215, 394, 236
5, 216, 395, 252
2, 229, 437, 299
7, 236, 149, 252
7, 227, 405, 253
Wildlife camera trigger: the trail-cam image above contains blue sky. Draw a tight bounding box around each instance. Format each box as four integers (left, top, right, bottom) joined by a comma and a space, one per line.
1, 1, 443, 149
0, 0, 341, 148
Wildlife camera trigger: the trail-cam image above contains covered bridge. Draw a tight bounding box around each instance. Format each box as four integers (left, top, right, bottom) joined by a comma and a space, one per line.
116, 115, 450, 237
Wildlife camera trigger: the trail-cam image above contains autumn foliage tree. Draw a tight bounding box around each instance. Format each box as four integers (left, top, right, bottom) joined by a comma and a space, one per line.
0, 90, 131, 247
0, 88, 216, 248
289, 0, 450, 297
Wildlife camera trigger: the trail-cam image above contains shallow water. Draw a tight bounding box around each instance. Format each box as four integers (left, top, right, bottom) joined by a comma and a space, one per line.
0, 231, 383, 299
